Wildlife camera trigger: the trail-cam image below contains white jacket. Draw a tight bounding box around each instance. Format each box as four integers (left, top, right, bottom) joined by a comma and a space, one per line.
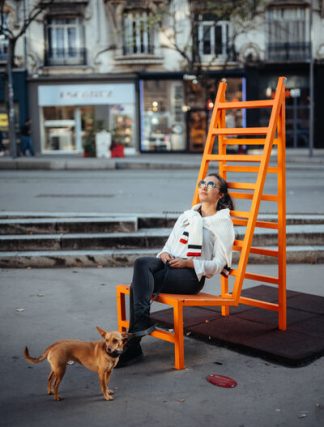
157, 204, 235, 281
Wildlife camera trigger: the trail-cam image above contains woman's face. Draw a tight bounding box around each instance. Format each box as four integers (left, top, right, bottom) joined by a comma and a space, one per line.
198, 175, 222, 204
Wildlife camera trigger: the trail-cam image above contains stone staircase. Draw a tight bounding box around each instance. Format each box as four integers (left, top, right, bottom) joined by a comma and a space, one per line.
0, 212, 323, 268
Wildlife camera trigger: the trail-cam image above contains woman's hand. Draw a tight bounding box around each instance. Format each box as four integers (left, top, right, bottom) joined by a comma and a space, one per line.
159, 252, 174, 264
168, 258, 194, 269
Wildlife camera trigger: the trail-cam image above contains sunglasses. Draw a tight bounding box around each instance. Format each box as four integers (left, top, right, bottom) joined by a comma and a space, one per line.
198, 180, 219, 191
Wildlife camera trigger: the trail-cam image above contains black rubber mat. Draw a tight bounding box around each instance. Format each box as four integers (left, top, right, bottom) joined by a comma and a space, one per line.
150, 285, 324, 367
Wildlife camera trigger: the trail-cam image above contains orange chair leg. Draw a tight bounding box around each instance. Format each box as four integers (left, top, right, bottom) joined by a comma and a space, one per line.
116, 287, 128, 332
278, 285, 287, 331
173, 301, 185, 370
221, 276, 230, 317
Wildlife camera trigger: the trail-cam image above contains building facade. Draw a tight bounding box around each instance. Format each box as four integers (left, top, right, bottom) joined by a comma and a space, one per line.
1, 0, 324, 155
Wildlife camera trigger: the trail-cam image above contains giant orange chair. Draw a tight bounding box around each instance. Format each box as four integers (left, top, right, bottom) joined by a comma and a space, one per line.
116, 76, 287, 369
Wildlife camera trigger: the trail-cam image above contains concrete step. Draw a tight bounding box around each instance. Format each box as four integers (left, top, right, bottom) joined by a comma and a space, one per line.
0, 213, 176, 234
0, 246, 323, 268
0, 228, 169, 251
1, 225, 324, 251
0, 217, 137, 235
1, 213, 324, 234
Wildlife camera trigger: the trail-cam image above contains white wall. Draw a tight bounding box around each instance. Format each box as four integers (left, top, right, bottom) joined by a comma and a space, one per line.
18, 0, 324, 75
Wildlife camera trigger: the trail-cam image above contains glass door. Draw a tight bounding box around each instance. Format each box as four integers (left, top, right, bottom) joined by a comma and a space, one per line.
188, 110, 208, 152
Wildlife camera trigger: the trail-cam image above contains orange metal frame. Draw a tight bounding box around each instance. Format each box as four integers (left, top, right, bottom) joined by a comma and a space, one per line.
116, 76, 287, 370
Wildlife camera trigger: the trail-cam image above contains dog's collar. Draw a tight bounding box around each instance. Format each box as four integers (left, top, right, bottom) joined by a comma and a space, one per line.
105, 348, 122, 358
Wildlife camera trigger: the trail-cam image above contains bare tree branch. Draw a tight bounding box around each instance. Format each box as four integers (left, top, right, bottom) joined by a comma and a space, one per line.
157, 0, 267, 77
15, 0, 55, 40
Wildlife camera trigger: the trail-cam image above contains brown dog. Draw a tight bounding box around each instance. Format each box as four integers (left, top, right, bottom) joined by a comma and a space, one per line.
24, 327, 127, 401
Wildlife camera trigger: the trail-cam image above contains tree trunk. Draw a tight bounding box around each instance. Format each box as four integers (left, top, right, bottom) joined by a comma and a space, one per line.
6, 38, 17, 158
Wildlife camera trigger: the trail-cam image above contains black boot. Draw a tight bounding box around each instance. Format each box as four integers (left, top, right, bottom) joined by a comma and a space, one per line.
115, 339, 143, 368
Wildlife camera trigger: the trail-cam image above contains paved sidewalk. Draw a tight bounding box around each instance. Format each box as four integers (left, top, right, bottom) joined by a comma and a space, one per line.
0, 148, 324, 171
0, 265, 324, 427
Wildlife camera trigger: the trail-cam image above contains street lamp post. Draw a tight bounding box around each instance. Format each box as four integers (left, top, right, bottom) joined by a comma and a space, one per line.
309, 0, 314, 158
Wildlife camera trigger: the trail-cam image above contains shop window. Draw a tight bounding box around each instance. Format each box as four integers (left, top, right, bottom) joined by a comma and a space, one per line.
185, 77, 244, 153
262, 75, 309, 148
0, 13, 9, 62
267, 7, 310, 61
41, 104, 135, 154
123, 10, 155, 55
197, 19, 231, 60
45, 17, 86, 66
140, 80, 186, 152
141, 78, 244, 153
38, 83, 136, 155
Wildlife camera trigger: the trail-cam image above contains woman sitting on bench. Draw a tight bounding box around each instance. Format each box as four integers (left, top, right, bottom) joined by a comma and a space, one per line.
117, 173, 235, 368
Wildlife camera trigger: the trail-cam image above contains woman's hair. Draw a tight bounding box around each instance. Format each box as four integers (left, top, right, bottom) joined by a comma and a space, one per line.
207, 173, 234, 211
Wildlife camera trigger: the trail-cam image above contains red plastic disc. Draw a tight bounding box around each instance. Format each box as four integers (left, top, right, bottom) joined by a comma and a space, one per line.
207, 373, 238, 388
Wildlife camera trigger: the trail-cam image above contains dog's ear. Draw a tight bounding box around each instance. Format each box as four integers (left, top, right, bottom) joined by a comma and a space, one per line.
96, 326, 107, 338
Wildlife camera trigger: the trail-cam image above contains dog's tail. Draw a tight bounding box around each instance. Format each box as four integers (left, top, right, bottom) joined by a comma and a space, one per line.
24, 346, 48, 365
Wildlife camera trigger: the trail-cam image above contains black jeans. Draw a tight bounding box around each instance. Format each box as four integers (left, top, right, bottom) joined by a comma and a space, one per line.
129, 257, 205, 332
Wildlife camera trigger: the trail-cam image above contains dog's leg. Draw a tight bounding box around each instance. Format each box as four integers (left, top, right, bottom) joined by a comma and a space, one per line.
52, 366, 66, 401
98, 370, 113, 401
47, 371, 54, 395
105, 370, 114, 395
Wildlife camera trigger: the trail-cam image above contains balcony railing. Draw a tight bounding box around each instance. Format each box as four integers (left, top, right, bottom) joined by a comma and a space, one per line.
122, 44, 155, 56
267, 42, 311, 62
44, 47, 87, 66
195, 46, 237, 64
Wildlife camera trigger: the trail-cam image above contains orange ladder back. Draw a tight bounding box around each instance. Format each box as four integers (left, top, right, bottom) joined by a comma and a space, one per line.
116, 76, 287, 369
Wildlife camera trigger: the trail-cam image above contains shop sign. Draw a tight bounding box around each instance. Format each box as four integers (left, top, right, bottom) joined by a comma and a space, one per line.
38, 84, 135, 106
0, 113, 8, 128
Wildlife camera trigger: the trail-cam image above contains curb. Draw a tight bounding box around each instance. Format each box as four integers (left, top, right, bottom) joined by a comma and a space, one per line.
1, 156, 324, 171
0, 158, 116, 170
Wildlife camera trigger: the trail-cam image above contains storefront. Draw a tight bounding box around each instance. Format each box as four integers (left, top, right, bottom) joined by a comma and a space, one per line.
30, 72, 249, 156
30, 79, 137, 156
139, 72, 246, 153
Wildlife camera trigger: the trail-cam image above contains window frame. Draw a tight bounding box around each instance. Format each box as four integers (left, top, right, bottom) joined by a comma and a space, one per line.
45, 16, 86, 66
267, 7, 308, 45
266, 6, 310, 61
197, 19, 231, 61
122, 10, 155, 56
